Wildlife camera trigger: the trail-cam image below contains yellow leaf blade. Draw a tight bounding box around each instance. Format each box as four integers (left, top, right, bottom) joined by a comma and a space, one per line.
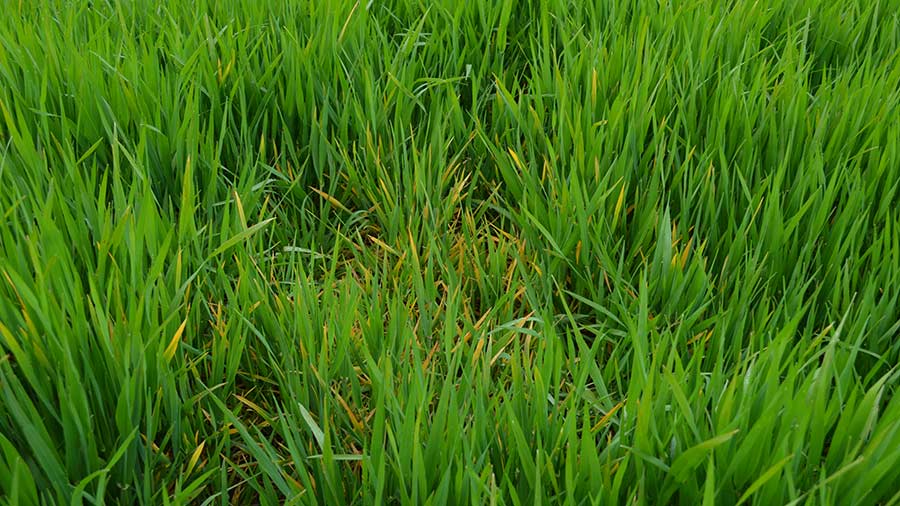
164, 319, 187, 362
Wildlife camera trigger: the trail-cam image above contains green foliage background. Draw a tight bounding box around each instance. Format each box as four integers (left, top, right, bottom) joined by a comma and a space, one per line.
1, 0, 899, 504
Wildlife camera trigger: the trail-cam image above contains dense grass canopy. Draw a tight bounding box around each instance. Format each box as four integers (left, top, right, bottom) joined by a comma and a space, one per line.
2, 0, 900, 504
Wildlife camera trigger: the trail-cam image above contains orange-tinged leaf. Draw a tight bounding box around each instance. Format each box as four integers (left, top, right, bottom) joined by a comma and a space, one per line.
472, 338, 486, 364
591, 400, 625, 433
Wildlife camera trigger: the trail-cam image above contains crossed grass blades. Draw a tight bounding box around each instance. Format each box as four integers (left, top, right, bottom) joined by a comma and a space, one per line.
1, 0, 900, 504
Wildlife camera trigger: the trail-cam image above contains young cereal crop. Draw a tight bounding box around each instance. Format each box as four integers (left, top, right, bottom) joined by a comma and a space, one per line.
1, 0, 900, 504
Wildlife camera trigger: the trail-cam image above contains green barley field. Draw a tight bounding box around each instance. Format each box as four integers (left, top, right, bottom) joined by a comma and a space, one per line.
2, 0, 900, 504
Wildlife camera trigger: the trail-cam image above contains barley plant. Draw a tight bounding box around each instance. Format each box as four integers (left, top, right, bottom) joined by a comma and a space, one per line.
1, 0, 900, 504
